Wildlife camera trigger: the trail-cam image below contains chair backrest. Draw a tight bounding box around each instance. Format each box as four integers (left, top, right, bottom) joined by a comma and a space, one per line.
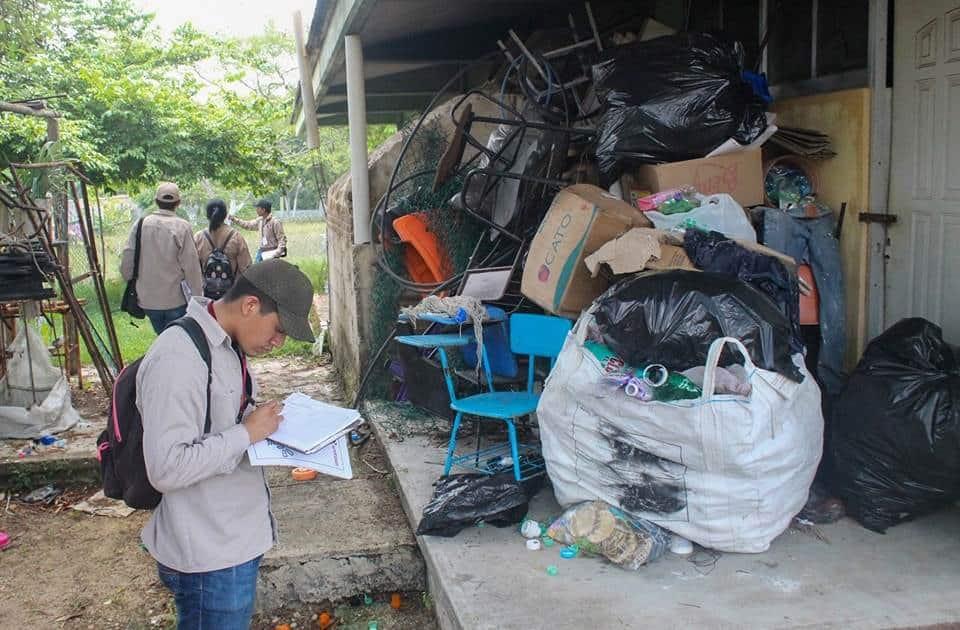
509, 314, 572, 392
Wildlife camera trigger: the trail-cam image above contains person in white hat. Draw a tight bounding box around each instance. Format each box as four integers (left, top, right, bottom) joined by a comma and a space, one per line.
121, 182, 204, 334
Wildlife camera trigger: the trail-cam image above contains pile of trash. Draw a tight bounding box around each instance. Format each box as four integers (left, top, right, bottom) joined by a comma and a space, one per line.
377, 10, 956, 568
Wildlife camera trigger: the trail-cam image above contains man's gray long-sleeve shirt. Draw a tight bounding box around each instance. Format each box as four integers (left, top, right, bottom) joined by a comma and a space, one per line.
120, 210, 204, 310
139, 298, 275, 573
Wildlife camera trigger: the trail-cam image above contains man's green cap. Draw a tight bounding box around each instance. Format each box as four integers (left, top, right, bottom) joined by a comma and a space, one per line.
241, 260, 315, 342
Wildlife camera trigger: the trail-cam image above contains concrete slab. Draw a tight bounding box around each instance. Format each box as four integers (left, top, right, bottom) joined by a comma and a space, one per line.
258, 474, 425, 611
366, 401, 960, 630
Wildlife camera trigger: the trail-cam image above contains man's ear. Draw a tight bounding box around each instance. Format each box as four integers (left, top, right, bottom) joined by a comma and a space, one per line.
242, 295, 261, 316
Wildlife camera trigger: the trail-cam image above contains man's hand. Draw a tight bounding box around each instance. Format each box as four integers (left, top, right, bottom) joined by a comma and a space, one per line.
242, 400, 283, 444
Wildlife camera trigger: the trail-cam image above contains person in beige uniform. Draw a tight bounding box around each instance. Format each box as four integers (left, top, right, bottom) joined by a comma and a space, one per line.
120, 182, 204, 334
195, 199, 252, 298
230, 198, 286, 262
139, 259, 315, 629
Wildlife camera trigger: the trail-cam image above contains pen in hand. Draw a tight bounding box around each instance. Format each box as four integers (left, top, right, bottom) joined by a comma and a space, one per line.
242, 399, 283, 443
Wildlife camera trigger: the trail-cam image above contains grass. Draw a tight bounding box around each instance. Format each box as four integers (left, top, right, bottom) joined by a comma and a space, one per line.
51, 220, 328, 366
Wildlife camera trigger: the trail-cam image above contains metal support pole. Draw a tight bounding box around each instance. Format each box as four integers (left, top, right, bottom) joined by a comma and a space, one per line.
345, 34, 371, 245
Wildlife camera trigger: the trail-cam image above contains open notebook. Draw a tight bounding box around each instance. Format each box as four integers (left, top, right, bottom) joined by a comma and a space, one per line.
247, 434, 352, 479
264, 392, 362, 454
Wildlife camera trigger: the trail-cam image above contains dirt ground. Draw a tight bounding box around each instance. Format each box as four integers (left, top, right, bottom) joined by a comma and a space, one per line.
0, 349, 434, 629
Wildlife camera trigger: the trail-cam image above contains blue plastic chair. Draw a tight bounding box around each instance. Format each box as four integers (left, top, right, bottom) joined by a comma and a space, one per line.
443, 313, 572, 481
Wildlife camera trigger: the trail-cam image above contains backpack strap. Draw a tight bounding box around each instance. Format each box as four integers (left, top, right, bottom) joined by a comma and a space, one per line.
169, 317, 213, 434
131, 218, 145, 282
203, 230, 217, 252
205, 228, 236, 254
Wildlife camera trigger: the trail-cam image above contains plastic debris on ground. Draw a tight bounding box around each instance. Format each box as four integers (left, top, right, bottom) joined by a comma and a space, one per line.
545, 501, 670, 570
416, 472, 543, 537
21, 484, 63, 505
70, 489, 137, 518
592, 270, 803, 382
830, 318, 960, 533
592, 32, 768, 180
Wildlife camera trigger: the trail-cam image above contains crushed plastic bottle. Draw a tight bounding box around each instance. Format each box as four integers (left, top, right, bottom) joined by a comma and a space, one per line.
635, 187, 700, 213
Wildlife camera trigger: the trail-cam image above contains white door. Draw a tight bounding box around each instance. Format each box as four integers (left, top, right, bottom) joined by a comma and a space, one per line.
886, 0, 960, 342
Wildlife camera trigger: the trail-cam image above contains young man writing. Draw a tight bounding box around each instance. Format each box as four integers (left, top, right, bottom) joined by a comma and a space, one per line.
138, 259, 315, 628
230, 198, 287, 262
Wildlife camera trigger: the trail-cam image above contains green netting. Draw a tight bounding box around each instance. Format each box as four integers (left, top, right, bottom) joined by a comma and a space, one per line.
366, 117, 490, 399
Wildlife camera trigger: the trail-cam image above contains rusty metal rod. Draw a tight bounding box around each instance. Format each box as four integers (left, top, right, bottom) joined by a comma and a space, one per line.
77, 180, 122, 367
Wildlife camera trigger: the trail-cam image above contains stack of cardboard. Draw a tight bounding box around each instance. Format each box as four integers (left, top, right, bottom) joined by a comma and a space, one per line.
768, 126, 835, 160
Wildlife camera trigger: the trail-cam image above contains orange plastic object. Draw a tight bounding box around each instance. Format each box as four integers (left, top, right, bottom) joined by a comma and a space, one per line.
318, 611, 333, 629
392, 213, 450, 285
291, 467, 318, 481
275, 625, 292, 630
390, 593, 402, 610
798, 264, 819, 325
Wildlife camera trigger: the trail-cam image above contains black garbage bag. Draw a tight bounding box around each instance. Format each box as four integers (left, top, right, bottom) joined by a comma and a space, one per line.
830, 318, 960, 533
592, 33, 768, 180
592, 270, 803, 382
684, 230, 804, 354
416, 472, 541, 537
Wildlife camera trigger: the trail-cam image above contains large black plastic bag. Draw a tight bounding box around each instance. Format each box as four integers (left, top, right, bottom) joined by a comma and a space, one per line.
592, 33, 768, 179
416, 472, 540, 537
830, 318, 960, 533
592, 270, 803, 382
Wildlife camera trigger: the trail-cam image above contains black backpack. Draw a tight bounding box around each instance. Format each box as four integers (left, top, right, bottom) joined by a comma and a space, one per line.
97, 317, 213, 510
202, 230, 236, 299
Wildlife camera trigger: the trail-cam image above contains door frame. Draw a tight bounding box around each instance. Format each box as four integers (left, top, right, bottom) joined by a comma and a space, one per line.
868, 0, 895, 339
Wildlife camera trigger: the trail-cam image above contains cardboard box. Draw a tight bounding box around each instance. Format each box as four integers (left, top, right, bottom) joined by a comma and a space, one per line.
628, 148, 764, 207
521, 184, 652, 317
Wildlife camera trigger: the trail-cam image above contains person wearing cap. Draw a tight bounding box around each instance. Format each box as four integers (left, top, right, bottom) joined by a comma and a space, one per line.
229, 198, 287, 262
138, 259, 315, 628
120, 182, 204, 334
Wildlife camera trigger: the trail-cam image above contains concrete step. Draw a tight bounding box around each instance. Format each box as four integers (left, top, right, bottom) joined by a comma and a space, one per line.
258, 471, 426, 612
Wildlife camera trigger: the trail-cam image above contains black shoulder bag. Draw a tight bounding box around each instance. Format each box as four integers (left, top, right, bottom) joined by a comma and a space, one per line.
120, 218, 146, 319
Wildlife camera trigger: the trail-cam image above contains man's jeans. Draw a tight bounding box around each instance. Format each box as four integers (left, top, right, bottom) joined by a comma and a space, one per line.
762, 207, 845, 396
144, 305, 187, 335
158, 556, 261, 630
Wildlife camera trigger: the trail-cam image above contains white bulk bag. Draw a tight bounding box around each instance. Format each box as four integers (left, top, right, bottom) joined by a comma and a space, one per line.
537, 314, 823, 553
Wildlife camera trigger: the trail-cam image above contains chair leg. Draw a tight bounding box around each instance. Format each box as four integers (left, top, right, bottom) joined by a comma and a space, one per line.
443, 412, 464, 476
506, 419, 522, 482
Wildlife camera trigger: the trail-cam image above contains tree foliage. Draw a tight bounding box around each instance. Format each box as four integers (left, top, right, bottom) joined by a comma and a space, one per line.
0, 0, 397, 204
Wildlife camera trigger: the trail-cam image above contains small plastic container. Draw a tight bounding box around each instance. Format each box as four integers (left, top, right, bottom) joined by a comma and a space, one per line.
526, 539, 541, 551
390, 593, 402, 610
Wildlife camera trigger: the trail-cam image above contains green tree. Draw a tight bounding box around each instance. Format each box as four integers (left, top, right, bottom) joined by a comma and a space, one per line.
0, 0, 299, 193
